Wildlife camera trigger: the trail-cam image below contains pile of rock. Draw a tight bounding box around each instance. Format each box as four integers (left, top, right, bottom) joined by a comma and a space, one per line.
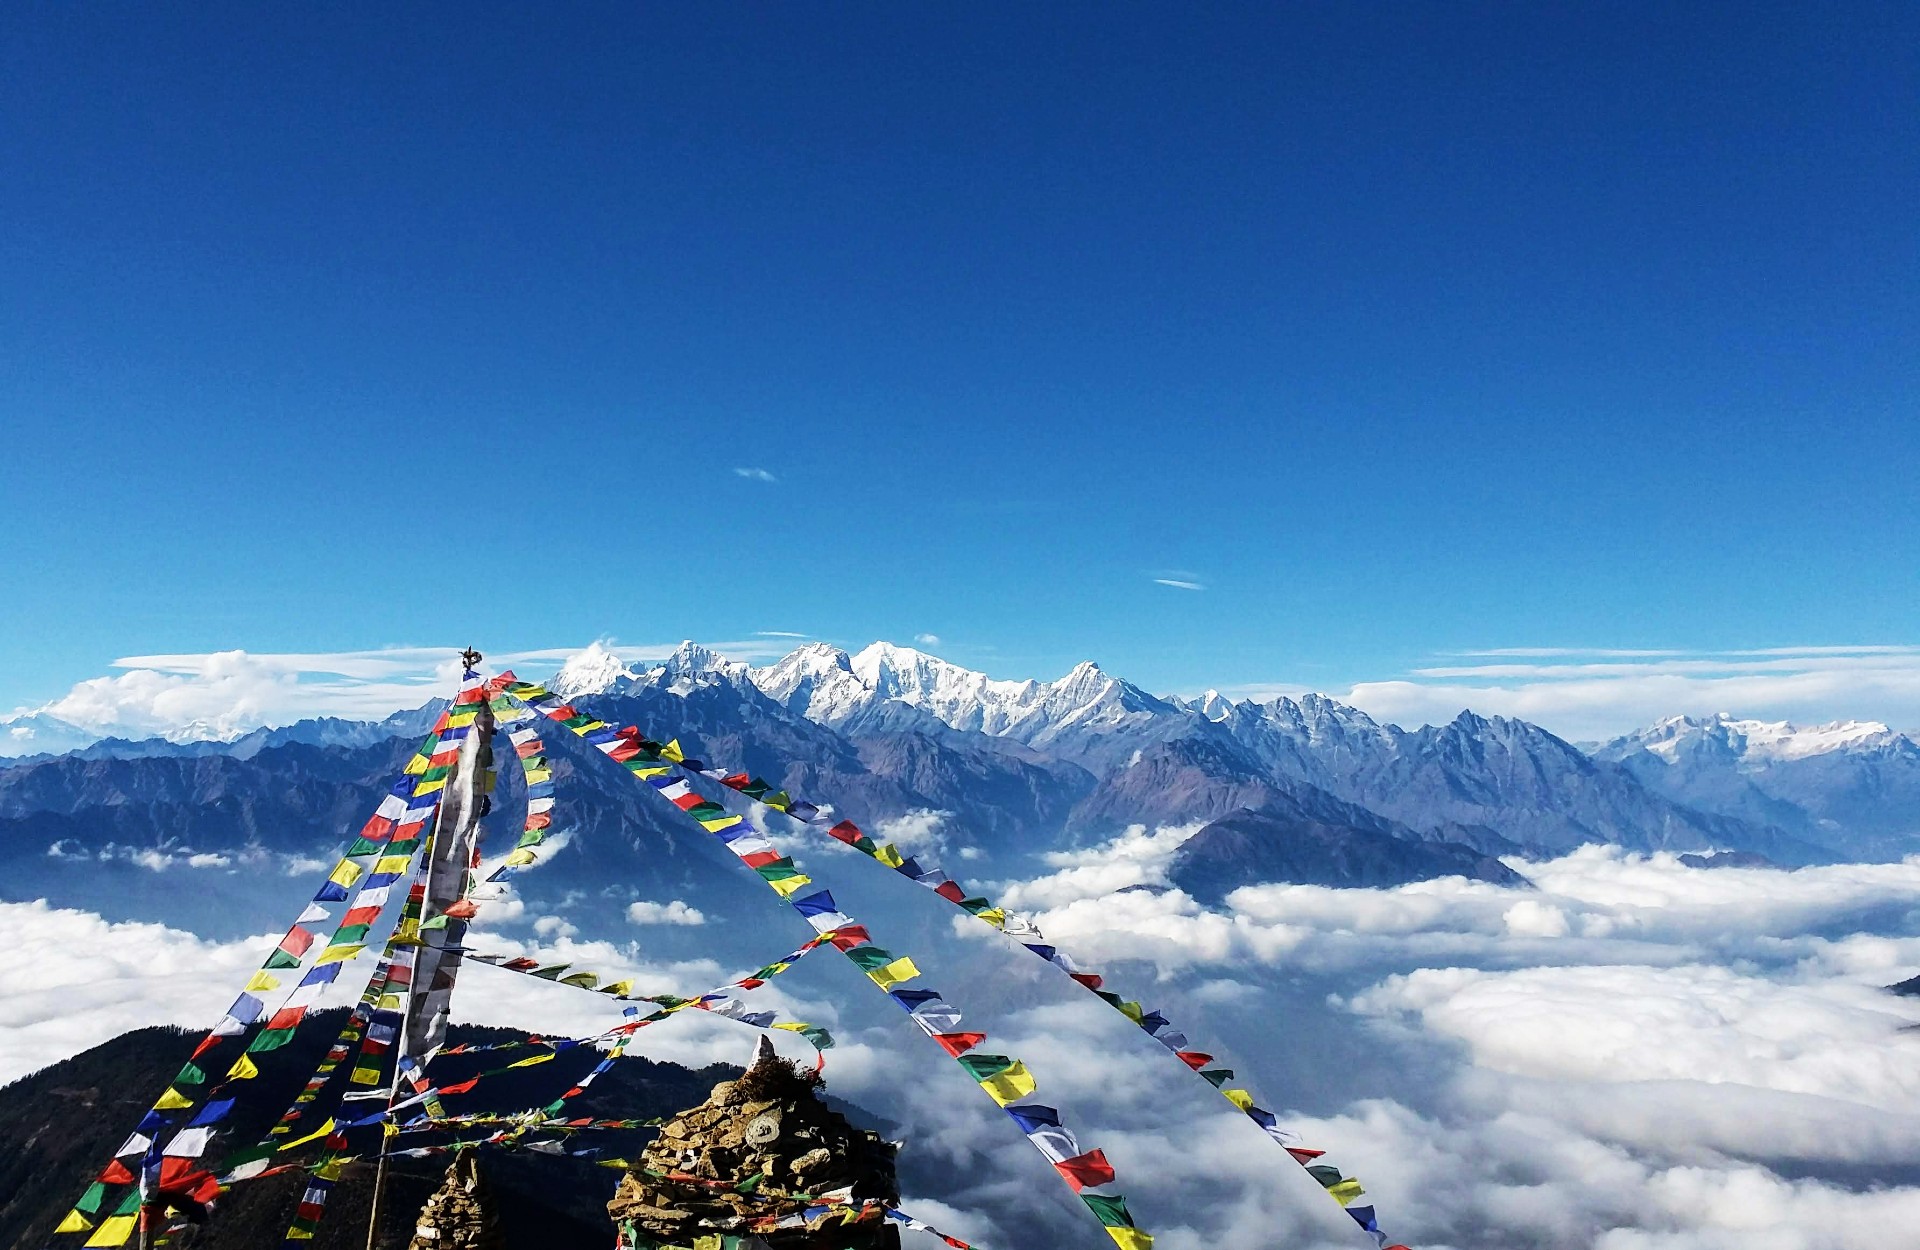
407, 1150, 504, 1250
608, 1038, 899, 1249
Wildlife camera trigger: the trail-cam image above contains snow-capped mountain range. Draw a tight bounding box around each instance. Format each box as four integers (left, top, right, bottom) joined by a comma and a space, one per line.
5, 640, 1915, 934
543, 640, 1913, 862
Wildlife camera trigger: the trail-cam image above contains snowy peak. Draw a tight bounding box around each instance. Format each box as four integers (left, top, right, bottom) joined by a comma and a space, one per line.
551, 642, 636, 699
553, 640, 755, 701
1607, 712, 1900, 764
848, 643, 1051, 735
751, 643, 862, 717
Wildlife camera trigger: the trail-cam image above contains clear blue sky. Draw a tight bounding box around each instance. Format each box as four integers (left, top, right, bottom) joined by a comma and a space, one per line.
4, 3, 1916, 710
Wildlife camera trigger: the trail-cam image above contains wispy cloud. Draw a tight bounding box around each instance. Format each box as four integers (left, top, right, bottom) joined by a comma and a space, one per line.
914, 633, 942, 646
754, 631, 810, 639
1152, 578, 1205, 591
1338, 645, 1920, 740
733, 467, 778, 483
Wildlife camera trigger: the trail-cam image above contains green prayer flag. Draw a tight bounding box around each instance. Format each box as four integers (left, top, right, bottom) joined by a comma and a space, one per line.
248, 1027, 297, 1053
956, 1054, 1017, 1081
1081, 1193, 1135, 1228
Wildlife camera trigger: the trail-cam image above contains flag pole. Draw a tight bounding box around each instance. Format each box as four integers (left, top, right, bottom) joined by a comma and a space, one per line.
367, 649, 488, 1250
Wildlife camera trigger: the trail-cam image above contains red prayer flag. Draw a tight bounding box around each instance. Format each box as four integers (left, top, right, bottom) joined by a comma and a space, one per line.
1054, 1148, 1116, 1192
932, 1032, 988, 1057
1175, 1051, 1214, 1070
827, 926, 871, 951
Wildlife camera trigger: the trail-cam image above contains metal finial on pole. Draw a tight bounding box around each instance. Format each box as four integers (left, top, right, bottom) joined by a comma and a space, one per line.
460, 646, 483, 672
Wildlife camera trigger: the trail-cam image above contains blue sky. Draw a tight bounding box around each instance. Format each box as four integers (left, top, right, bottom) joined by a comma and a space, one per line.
3, 4, 1916, 734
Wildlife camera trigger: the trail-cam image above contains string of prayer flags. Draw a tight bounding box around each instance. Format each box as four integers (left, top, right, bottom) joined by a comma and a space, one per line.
55, 714, 468, 1242
494, 681, 1155, 1250
465, 937, 838, 1056
526, 694, 1403, 1250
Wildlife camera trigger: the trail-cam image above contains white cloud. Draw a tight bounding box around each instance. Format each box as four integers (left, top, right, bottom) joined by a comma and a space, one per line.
1153, 578, 1206, 591
914, 633, 942, 646
0, 902, 308, 1083
733, 466, 778, 482
874, 809, 956, 857
1351, 963, 1920, 1115
8, 839, 1920, 1247
754, 631, 811, 639
625, 899, 707, 926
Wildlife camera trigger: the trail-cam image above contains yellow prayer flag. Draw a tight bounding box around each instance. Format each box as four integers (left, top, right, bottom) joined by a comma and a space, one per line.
284, 1228, 314, 1241
1222, 1087, 1254, 1111
243, 971, 281, 993
228, 1054, 260, 1080
1326, 1178, 1365, 1206
315, 943, 365, 965
377, 993, 402, 1010
403, 753, 429, 775
373, 856, 411, 875
874, 844, 905, 868
277, 1118, 335, 1152
701, 814, 743, 833
1105, 1229, 1154, 1250
975, 1060, 1037, 1106
446, 710, 478, 728
503, 849, 538, 868
768, 872, 812, 897
661, 739, 685, 762
414, 777, 447, 795
864, 956, 920, 990
601, 980, 634, 997
326, 859, 363, 889
55, 1210, 93, 1234
154, 1086, 193, 1109
507, 1052, 556, 1069
524, 766, 552, 785
84, 1215, 136, 1247
977, 908, 1006, 927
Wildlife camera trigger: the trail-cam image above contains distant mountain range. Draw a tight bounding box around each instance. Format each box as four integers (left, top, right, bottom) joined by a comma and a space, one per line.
3, 643, 1915, 932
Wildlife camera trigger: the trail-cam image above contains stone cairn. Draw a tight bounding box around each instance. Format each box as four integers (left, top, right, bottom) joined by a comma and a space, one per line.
407, 1149, 505, 1250
608, 1037, 900, 1249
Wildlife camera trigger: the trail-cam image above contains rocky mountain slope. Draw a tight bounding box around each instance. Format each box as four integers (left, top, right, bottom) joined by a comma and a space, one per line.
0, 1013, 731, 1250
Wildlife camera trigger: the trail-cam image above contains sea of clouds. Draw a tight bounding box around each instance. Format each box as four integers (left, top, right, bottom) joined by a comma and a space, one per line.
4, 834, 1917, 1249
